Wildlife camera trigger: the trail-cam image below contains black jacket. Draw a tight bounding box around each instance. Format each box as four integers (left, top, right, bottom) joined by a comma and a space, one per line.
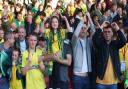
92, 29, 126, 80
25, 21, 34, 36
14, 39, 29, 52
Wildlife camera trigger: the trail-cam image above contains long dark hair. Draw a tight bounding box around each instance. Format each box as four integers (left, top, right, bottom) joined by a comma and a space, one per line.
49, 16, 61, 42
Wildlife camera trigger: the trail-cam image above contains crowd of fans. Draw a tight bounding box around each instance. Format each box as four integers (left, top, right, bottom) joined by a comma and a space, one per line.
0, 0, 128, 89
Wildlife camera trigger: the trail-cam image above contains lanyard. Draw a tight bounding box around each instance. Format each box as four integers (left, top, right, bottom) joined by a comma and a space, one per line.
79, 40, 84, 53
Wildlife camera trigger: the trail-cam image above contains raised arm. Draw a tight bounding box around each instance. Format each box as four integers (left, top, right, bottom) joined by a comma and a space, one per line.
73, 21, 84, 38
71, 21, 84, 47
111, 22, 126, 48
61, 15, 71, 32
92, 22, 102, 48
85, 12, 95, 38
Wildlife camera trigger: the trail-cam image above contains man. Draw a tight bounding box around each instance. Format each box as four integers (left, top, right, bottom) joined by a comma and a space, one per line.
25, 14, 34, 36
0, 33, 15, 89
44, 40, 72, 89
92, 22, 126, 89
71, 20, 94, 89
21, 33, 46, 89
15, 27, 28, 53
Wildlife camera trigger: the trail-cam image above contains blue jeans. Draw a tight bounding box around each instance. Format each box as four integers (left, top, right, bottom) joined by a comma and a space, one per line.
49, 75, 68, 89
0, 77, 9, 89
72, 75, 90, 89
96, 83, 117, 89
57, 81, 68, 89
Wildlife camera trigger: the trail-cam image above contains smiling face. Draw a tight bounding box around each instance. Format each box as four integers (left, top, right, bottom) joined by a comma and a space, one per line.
51, 17, 59, 29
18, 27, 26, 41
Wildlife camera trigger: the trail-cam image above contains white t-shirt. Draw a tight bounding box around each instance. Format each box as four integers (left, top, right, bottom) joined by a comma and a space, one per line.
74, 38, 88, 74
20, 40, 27, 53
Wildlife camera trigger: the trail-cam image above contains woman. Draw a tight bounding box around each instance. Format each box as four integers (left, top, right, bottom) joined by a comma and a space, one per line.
44, 15, 70, 72
21, 34, 46, 89
44, 15, 71, 88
